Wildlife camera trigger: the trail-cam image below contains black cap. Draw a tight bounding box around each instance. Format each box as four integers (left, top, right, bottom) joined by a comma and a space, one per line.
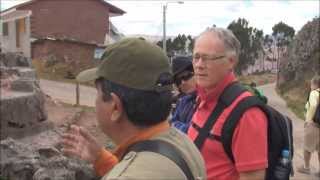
172, 56, 193, 76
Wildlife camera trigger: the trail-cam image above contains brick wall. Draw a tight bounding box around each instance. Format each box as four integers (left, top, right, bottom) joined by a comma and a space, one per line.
19, 0, 109, 44
32, 39, 99, 74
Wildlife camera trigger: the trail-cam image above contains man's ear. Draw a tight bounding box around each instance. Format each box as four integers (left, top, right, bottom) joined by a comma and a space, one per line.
226, 56, 237, 69
109, 93, 124, 122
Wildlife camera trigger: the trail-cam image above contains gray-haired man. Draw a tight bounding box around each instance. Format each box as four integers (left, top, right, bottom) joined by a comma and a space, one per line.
188, 28, 268, 179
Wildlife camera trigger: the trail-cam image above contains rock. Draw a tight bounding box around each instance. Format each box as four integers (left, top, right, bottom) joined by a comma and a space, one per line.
0, 52, 31, 67
0, 91, 47, 138
0, 134, 98, 180
0, 52, 99, 180
0, 52, 47, 139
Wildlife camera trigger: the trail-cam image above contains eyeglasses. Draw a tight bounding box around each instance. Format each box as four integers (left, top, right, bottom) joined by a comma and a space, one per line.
192, 53, 225, 63
174, 71, 194, 86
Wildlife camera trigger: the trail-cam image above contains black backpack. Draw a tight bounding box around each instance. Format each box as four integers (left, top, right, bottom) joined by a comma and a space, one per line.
193, 82, 294, 180
314, 104, 320, 126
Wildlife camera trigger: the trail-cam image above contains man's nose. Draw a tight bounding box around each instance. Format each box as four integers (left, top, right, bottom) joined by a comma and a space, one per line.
193, 58, 205, 69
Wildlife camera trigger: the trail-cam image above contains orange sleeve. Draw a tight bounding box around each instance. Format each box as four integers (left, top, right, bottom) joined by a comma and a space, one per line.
94, 148, 119, 176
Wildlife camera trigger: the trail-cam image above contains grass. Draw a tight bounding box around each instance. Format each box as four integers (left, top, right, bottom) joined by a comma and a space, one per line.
281, 92, 305, 120
32, 59, 77, 83
32, 59, 95, 87
238, 72, 276, 86
277, 78, 311, 120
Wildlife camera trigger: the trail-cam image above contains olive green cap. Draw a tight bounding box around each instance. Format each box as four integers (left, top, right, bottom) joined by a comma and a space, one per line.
76, 38, 172, 91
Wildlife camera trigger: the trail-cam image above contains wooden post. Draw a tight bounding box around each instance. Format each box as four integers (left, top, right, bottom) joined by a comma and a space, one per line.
76, 82, 80, 106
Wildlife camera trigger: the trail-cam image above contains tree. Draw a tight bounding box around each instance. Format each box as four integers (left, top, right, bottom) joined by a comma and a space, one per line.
272, 22, 295, 60
263, 34, 274, 70
272, 22, 295, 86
187, 35, 194, 53
272, 22, 295, 46
227, 18, 264, 75
156, 34, 194, 56
156, 38, 173, 56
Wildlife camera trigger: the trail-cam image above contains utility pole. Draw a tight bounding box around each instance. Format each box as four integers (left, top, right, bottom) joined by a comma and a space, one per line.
163, 5, 167, 55
162, 1, 183, 55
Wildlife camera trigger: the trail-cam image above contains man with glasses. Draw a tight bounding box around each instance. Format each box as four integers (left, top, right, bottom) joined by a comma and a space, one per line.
188, 27, 268, 179
171, 56, 197, 133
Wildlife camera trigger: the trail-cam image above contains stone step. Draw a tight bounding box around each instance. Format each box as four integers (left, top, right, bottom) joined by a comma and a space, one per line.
0, 90, 47, 138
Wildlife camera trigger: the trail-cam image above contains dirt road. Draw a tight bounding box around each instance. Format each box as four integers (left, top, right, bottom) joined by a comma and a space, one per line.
260, 83, 318, 180
40, 79, 318, 179
40, 79, 96, 107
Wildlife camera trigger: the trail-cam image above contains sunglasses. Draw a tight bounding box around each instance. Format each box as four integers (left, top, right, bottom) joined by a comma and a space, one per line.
174, 71, 194, 86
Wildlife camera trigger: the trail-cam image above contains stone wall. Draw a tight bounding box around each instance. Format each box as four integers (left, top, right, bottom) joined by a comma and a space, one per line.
0, 52, 47, 139
0, 53, 98, 180
0, 127, 98, 180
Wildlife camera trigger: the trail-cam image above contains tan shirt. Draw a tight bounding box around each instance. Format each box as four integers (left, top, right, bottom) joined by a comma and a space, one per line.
102, 127, 206, 180
305, 89, 320, 122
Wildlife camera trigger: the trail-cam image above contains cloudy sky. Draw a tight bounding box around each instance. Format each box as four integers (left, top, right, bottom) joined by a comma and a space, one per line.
1, 0, 319, 37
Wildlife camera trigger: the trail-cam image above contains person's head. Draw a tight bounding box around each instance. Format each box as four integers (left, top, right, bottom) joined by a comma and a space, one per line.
172, 56, 196, 94
310, 75, 320, 90
250, 82, 257, 88
76, 38, 173, 142
193, 27, 240, 91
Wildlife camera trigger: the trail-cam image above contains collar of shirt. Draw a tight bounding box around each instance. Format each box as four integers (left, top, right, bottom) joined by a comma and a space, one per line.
113, 121, 170, 159
196, 72, 236, 108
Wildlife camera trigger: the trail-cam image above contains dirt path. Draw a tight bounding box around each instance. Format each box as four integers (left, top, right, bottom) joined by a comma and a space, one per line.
260, 83, 318, 179
40, 79, 96, 107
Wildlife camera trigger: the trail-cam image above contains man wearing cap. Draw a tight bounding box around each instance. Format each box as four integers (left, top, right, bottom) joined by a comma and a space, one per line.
171, 56, 197, 133
61, 38, 206, 179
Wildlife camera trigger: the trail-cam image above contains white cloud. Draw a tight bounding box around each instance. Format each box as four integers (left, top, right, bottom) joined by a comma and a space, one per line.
110, 0, 319, 36
1, 0, 30, 10
1, 0, 319, 36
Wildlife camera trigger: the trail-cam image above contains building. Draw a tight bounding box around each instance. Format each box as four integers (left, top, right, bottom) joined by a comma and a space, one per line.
1, 9, 32, 57
1, 0, 125, 72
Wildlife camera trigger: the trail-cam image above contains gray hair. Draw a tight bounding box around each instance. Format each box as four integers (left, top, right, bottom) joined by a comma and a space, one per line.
197, 27, 241, 60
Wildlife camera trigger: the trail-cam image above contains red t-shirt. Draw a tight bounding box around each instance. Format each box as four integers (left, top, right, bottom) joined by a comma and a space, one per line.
188, 72, 268, 180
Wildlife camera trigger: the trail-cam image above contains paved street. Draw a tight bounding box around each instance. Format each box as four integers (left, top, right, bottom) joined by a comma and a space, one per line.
40, 79, 318, 179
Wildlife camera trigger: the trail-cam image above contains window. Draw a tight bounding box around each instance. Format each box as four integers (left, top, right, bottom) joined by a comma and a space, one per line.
19, 18, 26, 33
15, 18, 26, 47
94, 48, 105, 59
3, 22, 8, 36
15, 20, 20, 47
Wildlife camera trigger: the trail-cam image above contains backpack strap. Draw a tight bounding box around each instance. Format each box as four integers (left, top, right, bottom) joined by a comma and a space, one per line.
193, 81, 247, 149
221, 95, 265, 162
127, 140, 195, 180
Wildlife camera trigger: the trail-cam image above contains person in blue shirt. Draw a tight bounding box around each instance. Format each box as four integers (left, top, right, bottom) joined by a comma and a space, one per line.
170, 56, 197, 133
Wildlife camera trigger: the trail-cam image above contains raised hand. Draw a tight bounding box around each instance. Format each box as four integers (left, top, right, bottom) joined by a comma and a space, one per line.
61, 125, 102, 163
